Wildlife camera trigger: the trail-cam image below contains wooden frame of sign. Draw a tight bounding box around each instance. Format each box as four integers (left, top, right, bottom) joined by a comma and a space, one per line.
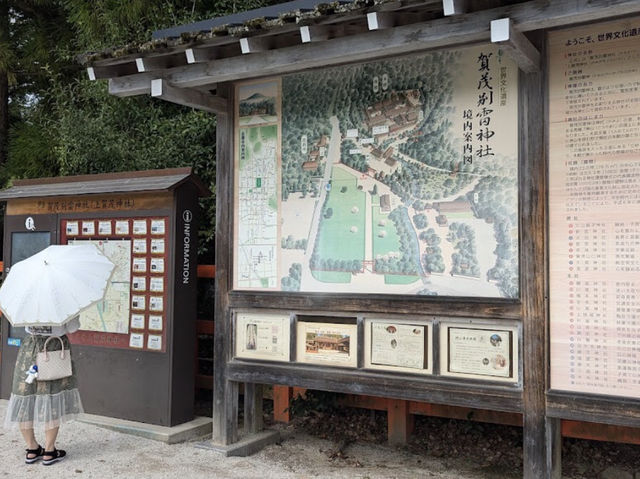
214, 41, 539, 470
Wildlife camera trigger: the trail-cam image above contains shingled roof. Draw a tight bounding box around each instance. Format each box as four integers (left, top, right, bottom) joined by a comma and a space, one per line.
83, 0, 445, 65
0, 168, 210, 200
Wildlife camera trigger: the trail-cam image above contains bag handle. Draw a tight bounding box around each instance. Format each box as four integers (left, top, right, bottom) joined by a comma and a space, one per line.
41, 336, 66, 361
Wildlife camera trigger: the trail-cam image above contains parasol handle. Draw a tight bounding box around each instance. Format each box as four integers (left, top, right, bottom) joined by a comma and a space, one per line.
41, 336, 66, 361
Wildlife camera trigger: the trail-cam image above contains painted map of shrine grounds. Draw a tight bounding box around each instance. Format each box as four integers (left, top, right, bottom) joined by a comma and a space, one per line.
234, 45, 519, 298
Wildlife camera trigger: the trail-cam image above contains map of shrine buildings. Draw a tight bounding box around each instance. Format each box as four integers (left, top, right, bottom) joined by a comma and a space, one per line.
238, 89, 502, 296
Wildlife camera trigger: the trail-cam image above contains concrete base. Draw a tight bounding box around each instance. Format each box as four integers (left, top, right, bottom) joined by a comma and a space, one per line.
79, 413, 212, 444
195, 430, 281, 457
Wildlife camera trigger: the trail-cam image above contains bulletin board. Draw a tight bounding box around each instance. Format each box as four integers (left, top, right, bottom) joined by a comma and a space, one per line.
61, 216, 169, 352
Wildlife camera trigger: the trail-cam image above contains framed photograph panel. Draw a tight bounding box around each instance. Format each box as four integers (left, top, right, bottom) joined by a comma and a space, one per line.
296, 321, 357, 368
234, 311, 291, 362
439, 321, 519, 383
364, 318, 433, 375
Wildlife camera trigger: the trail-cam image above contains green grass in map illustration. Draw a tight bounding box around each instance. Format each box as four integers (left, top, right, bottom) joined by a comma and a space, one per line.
312, 270, 352, 283
260, 124, 277, 141
372, 201, 402, 259
384, 275, 420, 285
315, 168, 366, 262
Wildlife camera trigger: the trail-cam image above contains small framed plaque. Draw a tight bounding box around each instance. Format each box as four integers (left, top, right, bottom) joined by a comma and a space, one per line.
81, 221, 95, 236
149, 277, 164, 293
132, 276, 146, 292
98, 221, 112, 235
439, 321, 519, 383
148, 315, 163, 331
150, 219, 165, 235
133, 239, 147, 254
132, 258, 147, 273
235, 311, 290, 362
150, 258, 164, 273
149, 296, 163, 312
147, 335, 162, 351
132, 219, 147, 235
131, 295, 146, 311
66, 221, 79, 236
129, 333, 144, 349
296, 320, 357, 368
364, 318, 432, 375
130, 314, 145, 330
115, 221, 129, 235
150, 239, 165, 254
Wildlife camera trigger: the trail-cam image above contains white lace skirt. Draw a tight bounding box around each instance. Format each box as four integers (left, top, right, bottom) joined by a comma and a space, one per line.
3, 334, 84, 431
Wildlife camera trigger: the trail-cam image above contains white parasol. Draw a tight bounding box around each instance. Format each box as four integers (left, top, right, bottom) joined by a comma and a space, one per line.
0, 244, 115, 327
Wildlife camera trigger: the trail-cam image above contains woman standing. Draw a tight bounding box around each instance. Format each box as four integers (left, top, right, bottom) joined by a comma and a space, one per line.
3, 315, 83, 465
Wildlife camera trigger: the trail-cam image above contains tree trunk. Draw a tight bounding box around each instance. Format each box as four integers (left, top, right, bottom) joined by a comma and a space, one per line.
0, 0, 9, 168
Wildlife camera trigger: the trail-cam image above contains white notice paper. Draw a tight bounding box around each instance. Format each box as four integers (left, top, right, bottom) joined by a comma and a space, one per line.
129, 333, 144, 348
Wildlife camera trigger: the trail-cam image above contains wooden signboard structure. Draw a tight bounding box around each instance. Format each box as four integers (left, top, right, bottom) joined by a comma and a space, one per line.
84, 1, 640, 476
0, 167, 209, 426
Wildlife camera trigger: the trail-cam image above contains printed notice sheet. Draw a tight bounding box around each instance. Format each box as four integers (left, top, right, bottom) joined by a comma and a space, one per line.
364, 319, 432, 374
549, 17, 640, 399
235, 312, 290, 361
440, 323, 518, 382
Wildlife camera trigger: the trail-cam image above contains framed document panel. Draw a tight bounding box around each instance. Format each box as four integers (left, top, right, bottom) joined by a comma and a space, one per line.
296, 320, 358, 368
439, 321, 519, 383
364, 318, 433, 375
234, 311, 291, 362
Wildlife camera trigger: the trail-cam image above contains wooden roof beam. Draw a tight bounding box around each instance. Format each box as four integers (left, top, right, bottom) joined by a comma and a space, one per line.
136, 54, 187, 73
186, 47, 218, 64
87, 63, 138, 81
300, 25, 331, 43
150, 79, 225, 114
104, 0, 640, 96
108, 73, 156, 97
240, 36, 273, 54
491, 18, 540, 73
367, 12, 396, 30
442, 0, 467, 16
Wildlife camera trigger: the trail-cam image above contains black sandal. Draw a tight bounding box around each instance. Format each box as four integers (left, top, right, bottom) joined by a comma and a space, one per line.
42, 449, 66, 466
25, 445, 43, 464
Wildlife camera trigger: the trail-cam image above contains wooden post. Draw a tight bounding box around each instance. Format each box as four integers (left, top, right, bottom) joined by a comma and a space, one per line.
273, 385, 293, 423
520, 40, 555, 477
244, 383, 264, 434
212, 83, 238, 445
547, 417, 562, 479
387, 399, 413, 446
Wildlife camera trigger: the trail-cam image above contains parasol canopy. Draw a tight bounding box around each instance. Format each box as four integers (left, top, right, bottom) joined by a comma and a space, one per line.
0, 244, 115, 327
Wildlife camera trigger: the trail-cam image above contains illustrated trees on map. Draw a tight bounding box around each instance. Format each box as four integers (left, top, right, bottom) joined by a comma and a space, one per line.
281, 263, 302, 291
468, 175, 518, 296
448, 222, 480, 278
341, 141, 368, 173
413, 213, 428, 229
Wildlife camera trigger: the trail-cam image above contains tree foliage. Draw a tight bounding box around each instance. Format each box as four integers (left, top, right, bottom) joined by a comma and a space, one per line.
2, 0, 286, 260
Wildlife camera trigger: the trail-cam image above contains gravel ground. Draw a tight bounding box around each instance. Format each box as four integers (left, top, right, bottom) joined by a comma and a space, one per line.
2, 400, 639, 479
0, 400, 508, 479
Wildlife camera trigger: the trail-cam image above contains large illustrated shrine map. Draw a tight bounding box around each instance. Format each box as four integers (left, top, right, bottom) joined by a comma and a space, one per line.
234, 45, 519, 298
